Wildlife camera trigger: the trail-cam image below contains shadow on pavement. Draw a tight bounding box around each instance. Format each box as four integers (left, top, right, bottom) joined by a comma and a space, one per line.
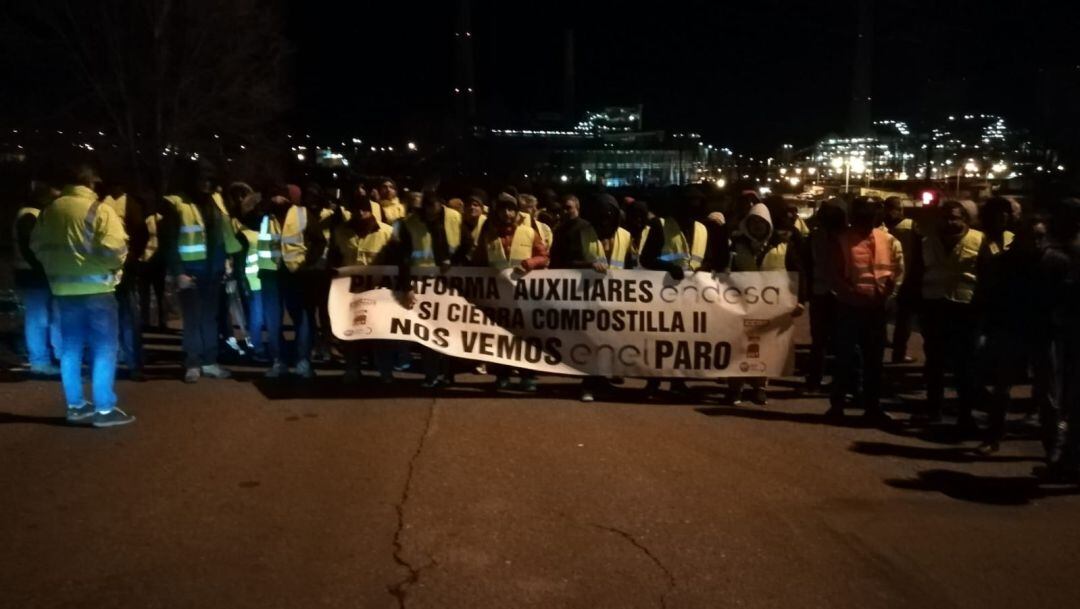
694, 406, 870, 429
850, 441, 1040, 464
249, 377, 586, 402
885, 469, 1080, 505
0, 412, 78, 428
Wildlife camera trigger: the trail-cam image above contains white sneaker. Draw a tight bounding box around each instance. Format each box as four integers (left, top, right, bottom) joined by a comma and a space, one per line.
201, 364, 232, 379
581, 391, 595, 403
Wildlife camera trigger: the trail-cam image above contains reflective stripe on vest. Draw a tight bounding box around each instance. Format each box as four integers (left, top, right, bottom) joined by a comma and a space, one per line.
258, 206, 308, 272
658, 218, 708, 270
841, 228, 897, 298
585, 226, 631, 269
731, 240, 788, 272
239, 228, 262, 291
257, 215, 283, 269
922, 228, 984, 303
38, 185, 123, 296
486, 225, 536, 270
404, 207, 463, 268
12, 207, 40, 270
166, 196, 208, 262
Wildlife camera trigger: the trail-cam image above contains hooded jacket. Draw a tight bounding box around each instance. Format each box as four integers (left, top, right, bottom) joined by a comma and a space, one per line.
730, 203, 807, 301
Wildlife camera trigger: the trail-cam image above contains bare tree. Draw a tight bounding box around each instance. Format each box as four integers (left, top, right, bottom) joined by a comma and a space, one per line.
7, 0, 290, 190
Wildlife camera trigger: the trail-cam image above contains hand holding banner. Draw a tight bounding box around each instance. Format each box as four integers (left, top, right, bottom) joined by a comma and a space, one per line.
329, 266, 798, 378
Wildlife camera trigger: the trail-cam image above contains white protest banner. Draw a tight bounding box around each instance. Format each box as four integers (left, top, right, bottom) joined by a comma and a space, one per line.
328, 266, 798, 378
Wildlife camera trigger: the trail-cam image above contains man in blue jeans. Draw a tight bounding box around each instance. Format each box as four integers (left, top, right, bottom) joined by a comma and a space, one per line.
30, 161, 134, 427
12, 182, 62, 375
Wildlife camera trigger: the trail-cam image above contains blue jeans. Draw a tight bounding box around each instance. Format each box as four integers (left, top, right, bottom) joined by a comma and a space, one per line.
56, 293, 119, 412
16, 287, 61, 367
116, 280, 143, 371
259, 270, 313, 364
247, 288, 265, 353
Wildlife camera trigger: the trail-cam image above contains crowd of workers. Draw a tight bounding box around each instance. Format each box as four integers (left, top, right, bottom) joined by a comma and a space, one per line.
9, 158, 1080, 480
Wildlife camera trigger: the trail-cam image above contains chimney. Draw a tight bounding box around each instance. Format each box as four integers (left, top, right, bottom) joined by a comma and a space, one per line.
848, 0, 874, 136
563, 29, 575, 124
454, 0, 477, 128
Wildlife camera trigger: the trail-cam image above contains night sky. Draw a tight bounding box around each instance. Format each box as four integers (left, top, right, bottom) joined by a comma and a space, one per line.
290, 0, 1080, 152
3, 1, 1080, 156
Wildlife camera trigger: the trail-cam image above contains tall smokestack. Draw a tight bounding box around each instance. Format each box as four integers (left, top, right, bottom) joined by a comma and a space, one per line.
563, 28, 575, 124
454, 0, 477, 129
848, 0, 874, 136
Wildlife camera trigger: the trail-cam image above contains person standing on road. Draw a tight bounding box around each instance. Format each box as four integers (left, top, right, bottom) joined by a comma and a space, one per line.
804, 200, 846, 391
161, 163, 237, 384
461, 189, 488, 257
139, 197, 168, 330
330, 195, 395, 384
638, 188, 719, 398
377, 178, 406, 224
518, 193, 554, 249
113, 185, 149, 382
578, 194, 635, 402
397, 191, 471, 388
826, 197, 903, 424
250, 184, 316, 379
30, 161, 133, 427
727, 202, 806, 406
911, 200, 989, 432
883, 196, 919, 364
1035, 197, 1080, 481
472, 193, 550, 392
12, 180, 62, 376
975, 212, 1047, 454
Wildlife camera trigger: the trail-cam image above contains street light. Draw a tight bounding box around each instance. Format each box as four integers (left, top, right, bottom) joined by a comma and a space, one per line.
956, 159, 979, 194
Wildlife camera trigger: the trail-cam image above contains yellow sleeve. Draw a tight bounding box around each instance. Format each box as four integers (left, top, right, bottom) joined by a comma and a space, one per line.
95, 205, 129, 270
891, 233, 905, 294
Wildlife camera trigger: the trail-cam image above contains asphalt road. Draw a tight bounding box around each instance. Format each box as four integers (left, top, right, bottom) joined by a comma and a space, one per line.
1, 326, 1079, 609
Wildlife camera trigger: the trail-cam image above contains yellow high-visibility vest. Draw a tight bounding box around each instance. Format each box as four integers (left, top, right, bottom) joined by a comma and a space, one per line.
165, 195, 209, 262
519, 212, 553, 248
584, 226, 632, 269
923, 228, 985, 303
211, 192, 243, 256
466, 215, 487, 245
141, 212, 163, 262
731, 239, 788, 272
30, 185, 127, 296
380, 197, 406, 224
403, 207, 462, 268
333, 221, 393, 267
103, 194, 127, 221
12, 207, 40, 271
987, 230, 1015, 256
257, 206, 309, 273
484, 224, 536, 270
658, 217, 708, 271
239, 228, 262, 291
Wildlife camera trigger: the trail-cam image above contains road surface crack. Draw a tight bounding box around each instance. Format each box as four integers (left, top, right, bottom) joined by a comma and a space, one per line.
387, 402, 438, 609
591, 523, 676, 609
